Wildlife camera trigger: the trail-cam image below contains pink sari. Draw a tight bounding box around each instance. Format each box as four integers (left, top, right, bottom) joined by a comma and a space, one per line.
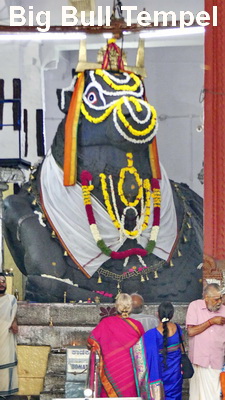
88, 315, 144, 397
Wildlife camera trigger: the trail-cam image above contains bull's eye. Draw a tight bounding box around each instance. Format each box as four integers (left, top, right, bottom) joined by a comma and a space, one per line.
87, 91, 97, 104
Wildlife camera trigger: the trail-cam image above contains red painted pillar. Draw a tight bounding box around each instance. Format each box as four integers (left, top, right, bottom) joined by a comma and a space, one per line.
204, 0, 225, 280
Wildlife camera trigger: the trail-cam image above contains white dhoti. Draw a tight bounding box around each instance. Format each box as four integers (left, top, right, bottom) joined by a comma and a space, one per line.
189, 364, 221, 400
0, 294, 18, 396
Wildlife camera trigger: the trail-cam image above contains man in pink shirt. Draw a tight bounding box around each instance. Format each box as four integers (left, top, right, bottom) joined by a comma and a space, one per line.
186, 283, 225, 400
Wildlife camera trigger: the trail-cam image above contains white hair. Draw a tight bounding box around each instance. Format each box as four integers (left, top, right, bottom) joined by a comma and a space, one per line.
115, 293, 132, 315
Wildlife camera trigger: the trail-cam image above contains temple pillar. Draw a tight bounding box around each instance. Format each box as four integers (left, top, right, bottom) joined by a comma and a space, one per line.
204, 0, 225, 284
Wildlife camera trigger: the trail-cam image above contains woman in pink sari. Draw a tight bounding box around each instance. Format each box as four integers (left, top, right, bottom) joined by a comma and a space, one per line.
87, 293, 144, 397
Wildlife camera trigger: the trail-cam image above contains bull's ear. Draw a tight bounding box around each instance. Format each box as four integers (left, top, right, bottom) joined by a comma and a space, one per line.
56, 89, 72, 114
56, 71, 79, 114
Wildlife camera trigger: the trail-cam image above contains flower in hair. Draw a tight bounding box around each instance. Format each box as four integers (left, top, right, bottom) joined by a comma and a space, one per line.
162, 317, 169, 323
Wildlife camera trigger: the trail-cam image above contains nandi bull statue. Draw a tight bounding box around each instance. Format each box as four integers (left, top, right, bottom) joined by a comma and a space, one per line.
3, 39, 203, 303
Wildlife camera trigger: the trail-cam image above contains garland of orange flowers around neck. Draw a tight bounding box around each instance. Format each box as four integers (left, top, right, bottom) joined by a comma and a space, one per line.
81, 170, 161, 260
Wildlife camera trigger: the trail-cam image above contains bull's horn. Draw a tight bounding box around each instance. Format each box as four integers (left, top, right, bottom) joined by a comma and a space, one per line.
76, 39, 101, 72
78, 39, 87, 64
136, 39, 145, 68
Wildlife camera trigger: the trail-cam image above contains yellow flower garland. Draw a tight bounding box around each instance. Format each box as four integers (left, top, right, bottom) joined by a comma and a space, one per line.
100, 173, 151, 237
82, 184, 94, 205
152, 188, 161, 207
142, 179, 151, 229
95, 69, 141, 92
99, 153, 152, 237
116, 97, 157, 137
81, 97, 157, 137
99, 173, 120, 230
81, 170, 161, 259
118, 153, 143, 207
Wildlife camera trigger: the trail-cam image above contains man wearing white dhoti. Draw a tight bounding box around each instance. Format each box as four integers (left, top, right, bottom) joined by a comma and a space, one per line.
0, 273, 18, 398
186, 283, 225, 400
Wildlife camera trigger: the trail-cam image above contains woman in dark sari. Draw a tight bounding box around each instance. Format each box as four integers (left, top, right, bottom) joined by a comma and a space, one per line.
132, 301, 183, 400
87, 293, 144, 397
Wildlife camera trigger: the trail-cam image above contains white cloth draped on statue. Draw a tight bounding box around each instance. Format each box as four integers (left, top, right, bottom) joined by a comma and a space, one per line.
40, 151, 177, 277
0, 294, 18, 396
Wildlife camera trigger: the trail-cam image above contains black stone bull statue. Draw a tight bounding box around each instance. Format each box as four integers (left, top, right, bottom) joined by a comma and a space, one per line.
3, 49, 203, 303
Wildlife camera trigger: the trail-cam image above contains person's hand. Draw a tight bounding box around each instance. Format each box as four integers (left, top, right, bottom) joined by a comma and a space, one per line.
10, 320, 18, 334
209, 316, 225, 325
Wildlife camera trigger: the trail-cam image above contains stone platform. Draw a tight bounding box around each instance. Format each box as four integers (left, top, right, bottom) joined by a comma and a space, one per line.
17, 302, 190, 399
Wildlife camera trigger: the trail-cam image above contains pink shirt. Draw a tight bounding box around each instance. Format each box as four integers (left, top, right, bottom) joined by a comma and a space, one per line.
186, 299, 225, 369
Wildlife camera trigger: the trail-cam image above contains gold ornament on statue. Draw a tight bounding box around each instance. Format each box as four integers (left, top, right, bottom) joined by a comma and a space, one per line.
76, 38, 146, 77
97, 43, 127, 71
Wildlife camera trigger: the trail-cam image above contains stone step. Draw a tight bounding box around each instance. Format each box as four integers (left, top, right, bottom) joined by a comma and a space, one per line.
17, 326, 91, 347
43, 375, 66, 392
40, 391, 65, 400
47, 353, 66, 375
18, 325, 189, 349
17, 302, 189, 326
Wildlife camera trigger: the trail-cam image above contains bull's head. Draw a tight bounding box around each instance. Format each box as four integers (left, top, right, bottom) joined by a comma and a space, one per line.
53, 39, 161, 186
79, 69, 157, 149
